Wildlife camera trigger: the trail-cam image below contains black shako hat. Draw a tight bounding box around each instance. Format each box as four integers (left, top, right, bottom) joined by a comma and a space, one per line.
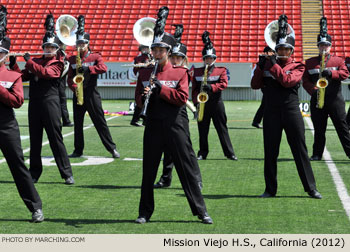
201, 31, 216, 59
317, 17, 332, 46
42, 13, 60, 49
171, 24, 187, 57
275, 14, 295, 51
0, 5, 10, 53
76, 15, 90, 44
151, 6, 176, 49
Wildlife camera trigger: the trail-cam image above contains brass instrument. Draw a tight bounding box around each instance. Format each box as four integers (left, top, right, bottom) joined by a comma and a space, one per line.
316, 50, 328, 109
264, 19, 295, 57
73, 47, 84, 105
56, 15, 78, 46
197, 64, 209, 122
133, 17, 156, 47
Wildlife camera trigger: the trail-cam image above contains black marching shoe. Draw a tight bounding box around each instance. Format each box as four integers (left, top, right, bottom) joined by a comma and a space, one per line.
130, 121, 143, 127
111, 149, 120, 158
227, 155, 238, 161
260, 191, 276, 198
198, 213, 213, 224
308, 189, 322, 199
197, 155, 206, 160
65, 176, 75, 185
63, 122, 74, 127
31, 209, 44, 223
135, 216, 149, 224
69, 152, 82, 158
252, 122, 263, 129
154, 180, 171, 188
310, 155, 321, 161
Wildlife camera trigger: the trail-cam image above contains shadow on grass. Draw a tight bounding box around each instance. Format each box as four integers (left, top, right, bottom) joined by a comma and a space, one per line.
176, 194, 310, 199
0, 218, 198, 226
76, 184, 182, 190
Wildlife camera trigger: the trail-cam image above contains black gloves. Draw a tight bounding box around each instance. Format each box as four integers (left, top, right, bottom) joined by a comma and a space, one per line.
78, 66, 89, 74
9, 56, 16, 68
270, 54, 277, 66
151, 77, 162, 93
257, 55, 266, 70
23, 53, 30, 62
203, 84, 212, 92
321, 69, 332, 79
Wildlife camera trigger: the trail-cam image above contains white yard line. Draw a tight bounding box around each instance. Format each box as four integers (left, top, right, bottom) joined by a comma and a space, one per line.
0, 116, 122, 164
305, 117, 350, 220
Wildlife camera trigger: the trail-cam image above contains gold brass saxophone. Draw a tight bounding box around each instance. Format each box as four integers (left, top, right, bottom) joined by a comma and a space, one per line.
73, 47, 84, 105
197, 64, 209, 122
316, 50, 329, 109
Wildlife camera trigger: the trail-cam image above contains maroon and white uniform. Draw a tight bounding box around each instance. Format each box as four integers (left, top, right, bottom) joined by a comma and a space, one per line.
12, 55, 73, 181
135, 61, 208, 220
303, 55, 350, 158
251, 57, 317, 195
191, 65, 235, 159
0, 64, 42, 213
344, 57, 350, 126
67, 51, 117, 156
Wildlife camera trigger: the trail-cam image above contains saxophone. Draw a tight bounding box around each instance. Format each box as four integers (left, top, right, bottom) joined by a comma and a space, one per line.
197, 64, 209, 122
316, 50, 328, 109
73, 47, 84, 105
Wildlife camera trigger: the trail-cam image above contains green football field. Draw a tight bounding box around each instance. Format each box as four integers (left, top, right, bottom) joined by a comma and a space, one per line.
1, 100, 350, 234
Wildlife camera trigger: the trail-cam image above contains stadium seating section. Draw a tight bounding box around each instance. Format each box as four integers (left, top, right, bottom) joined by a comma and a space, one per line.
5, 0, 347, 62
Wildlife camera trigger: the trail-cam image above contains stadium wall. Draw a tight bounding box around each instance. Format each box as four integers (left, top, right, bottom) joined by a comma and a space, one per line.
20, 62, 350, 101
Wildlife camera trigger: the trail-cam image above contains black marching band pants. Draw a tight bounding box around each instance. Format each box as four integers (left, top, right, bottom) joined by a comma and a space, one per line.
28, 96, 73, 180
253, 94, 265, 125
0, 118, 42, 212
197, 99, 235, 158
72, 87, 116, 154
58, 77, 71, 125
139, 112, 206, 219
310, 94, 350, 157
263, 106, 316, 195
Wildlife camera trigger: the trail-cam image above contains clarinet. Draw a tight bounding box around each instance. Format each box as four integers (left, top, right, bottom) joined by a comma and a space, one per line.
140, 60, 159, 119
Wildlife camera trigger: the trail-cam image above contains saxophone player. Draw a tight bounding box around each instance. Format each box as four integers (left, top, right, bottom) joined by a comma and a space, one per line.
67, 15, 120, 159
11, 14, 74, 185
251, 14, 321, 199
192, 31, 237, 161
303, 17, 350, 161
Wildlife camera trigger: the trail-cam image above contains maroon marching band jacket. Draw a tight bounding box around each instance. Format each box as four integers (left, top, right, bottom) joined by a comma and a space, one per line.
12, 55, 64, 99
67, 50, 107, 92
135, 61, 188, 119
251, 57, 305, 107
0, 64, 24, 109
303, 54, 349, 99
191, 65, 228, 104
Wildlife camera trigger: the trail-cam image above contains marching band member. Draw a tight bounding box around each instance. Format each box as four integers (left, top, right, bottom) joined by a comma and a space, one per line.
130, 44, 152, 127
0, 5, 44, 222
192, 31, 237, 161
251, 15, 321, 199
67, 15, 120, 158
11, 14, 74, 185
251, 46, 274, 129
344, 56, 350, 126
303, 17, 350, 161
154, 24, 202, 189
135, 7, 212, 224
57, 39, 73, 127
